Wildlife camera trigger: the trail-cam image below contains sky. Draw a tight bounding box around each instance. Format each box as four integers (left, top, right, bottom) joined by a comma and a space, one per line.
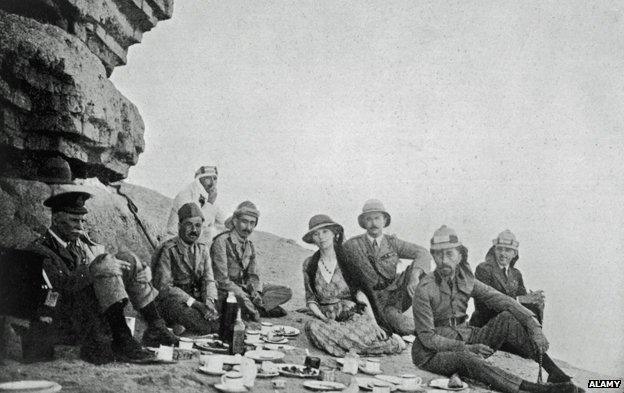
111, 1, 624, 375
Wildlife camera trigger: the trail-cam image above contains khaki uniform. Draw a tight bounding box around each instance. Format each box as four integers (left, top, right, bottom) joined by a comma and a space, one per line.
211, 230, 291, 318
411, 256, 542, 393
152, 237, 218, 333
342, 234, 430, 334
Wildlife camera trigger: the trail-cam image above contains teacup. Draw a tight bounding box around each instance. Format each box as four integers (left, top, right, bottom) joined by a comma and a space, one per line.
221, 371, 245, 390
341, 358, 358, 375
400, 374, 422, 389
179, 339, 194, 350
364, 358, 380, 373
261, 360, 278, 374
260, 322, 273, 335
202, 355, 224, 373
157, 345, 173, 361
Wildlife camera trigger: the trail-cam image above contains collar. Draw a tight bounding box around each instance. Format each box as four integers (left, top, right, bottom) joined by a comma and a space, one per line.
48, 229, 68, 248
366, 233, 384, 246
497, 262, 509, 271
230, 229, 249, 246
175, 236, 194, 253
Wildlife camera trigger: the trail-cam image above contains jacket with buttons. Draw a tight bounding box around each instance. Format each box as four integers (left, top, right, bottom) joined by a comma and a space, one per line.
470, 246, 527, 327
210, 230, 260, 298
411, 246, 536, 366
152, 236, 217, 304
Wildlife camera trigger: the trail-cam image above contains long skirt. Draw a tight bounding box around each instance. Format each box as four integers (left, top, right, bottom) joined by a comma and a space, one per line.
305, 313, 406, 357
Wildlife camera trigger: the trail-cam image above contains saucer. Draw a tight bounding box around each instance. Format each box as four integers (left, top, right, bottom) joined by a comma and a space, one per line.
359, 365, 382, 375
198, 366, 226, 376
213, 383, 248, 393
429, 378, 468, 391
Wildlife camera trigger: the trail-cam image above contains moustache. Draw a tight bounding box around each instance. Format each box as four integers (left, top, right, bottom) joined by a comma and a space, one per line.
189, 232, 199, 237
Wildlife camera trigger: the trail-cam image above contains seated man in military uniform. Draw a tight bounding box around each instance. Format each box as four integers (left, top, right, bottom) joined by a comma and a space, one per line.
28, 188, 177, 364
411, 225, 583, 393
152, 202, 219, 335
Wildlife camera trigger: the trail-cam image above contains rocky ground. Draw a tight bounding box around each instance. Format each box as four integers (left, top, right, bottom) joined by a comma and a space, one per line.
0, 182, 616, 392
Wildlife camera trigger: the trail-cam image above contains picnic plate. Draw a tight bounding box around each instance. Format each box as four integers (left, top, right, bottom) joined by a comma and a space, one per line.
262, 343, 295, 351
244, 350, 285, 362
0, 381, 62, 393
213, 383, 248, 393
302, 381, 346, 391
277, 363, 321, 379
359, 364, 383, 375
375, 375, 403, 385
270, 325, 300, 337
356, 377, 397, 392
429, 379, 468, 391
198, 366, 226, 376
256, 369, 280, 378
195, 340, 230, 354
261, 336, 289, 344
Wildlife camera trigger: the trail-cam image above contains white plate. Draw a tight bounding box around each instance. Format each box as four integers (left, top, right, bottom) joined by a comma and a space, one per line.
256, 370, 280, 378
0, 381, 61, 393
244, 350, 285, 362
213, 383, 248, 393
375, 375, 403, 385
262, 343, 295, 351
429, 379, 468, 391
261, 336, 289, 344
198, 366, 226, 376
356, 377, 397, 391
270, 325, 300, 336
277, 363, 321, 379
359, 365, 382, 375
302, 380, 347, 391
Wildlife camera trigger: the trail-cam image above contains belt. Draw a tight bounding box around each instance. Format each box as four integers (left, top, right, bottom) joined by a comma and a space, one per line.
434, 315, 467, 327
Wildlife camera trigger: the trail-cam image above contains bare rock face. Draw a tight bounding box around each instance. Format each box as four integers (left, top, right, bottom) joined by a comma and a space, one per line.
0, 0, 172, 183
0, 0, 173, 75
0, 11, 145, 183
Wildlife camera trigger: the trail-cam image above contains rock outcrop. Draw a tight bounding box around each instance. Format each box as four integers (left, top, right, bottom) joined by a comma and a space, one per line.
0, 0, 172, 183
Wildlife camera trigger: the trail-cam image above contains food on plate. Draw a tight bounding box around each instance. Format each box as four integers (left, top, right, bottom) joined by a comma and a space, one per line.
448, 373, 463, 388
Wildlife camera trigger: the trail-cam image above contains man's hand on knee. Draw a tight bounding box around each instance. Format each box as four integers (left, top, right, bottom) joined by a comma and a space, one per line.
467, 343, 494, 358
135, 266, 152, 283
89, 254, 132, 277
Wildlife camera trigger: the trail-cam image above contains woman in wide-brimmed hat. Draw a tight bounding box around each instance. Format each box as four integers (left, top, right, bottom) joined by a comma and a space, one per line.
302, 214, 406, 357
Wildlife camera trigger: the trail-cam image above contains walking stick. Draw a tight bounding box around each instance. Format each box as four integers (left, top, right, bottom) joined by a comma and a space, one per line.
111, 184, 157, 250
537, 352, 544, 384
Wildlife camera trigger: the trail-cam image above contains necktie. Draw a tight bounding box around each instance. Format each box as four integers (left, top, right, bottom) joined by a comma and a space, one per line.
502, 267, 508, 278
372, 239, 379, 253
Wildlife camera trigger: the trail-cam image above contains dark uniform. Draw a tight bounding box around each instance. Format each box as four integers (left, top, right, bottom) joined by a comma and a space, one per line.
471, 247, 543, 327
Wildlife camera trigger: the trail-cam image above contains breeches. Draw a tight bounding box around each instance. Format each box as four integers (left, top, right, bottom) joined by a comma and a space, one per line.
157, 296, 218, 334
416, 311, 538, 393
89, 254, 158, 312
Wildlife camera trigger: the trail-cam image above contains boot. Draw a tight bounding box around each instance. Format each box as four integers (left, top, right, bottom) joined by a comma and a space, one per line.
142, 319, 178, 347
259, 305, 287, 318
105, 300, 154, 363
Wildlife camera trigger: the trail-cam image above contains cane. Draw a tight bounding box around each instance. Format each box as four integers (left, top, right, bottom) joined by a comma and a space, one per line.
537, 352, 543, 384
